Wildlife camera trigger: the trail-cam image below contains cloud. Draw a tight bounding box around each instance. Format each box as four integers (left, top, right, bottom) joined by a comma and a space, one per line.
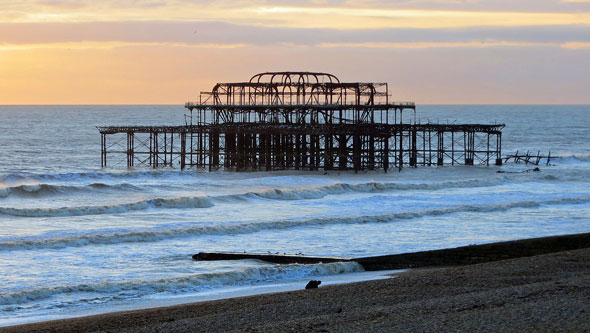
1, 21, 588, 48
1, 41, 588, 104
317, 41, 561, 49
1, 0, 588, 104
35, 0, 89, 9
246, 7, 590, 29
562, 41, 590, 49
2, 1, 589, 29
0, 41, 248, 51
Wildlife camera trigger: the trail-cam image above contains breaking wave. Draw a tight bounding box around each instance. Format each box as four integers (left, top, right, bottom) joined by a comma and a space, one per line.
0, 178, 510, 216
34, 170, 200, 182
0, 196, 214, 217
552, 154, 590, 165
248, 178, 508, 201
0, 182, 141, 198
2, 195, 589, 251
0, 262, 362, 306
0, 173, 574, 218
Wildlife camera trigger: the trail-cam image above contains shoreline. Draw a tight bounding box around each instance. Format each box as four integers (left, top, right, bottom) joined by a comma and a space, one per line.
0, 268, 401, 328
3, 235, 589, 332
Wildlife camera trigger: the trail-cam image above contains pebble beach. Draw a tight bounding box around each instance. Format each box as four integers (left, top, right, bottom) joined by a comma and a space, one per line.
4, 247, 589, 332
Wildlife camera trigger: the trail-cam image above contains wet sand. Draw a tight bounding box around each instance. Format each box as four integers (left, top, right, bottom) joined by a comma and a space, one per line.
3, 247, 589, 332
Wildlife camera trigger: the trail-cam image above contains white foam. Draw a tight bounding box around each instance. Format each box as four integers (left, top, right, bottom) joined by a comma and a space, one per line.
0, 262, 363, 306
0, 177, 509, 216
2, 195, 589, 251
0, 182, 143, 199
0, 195, 214, 217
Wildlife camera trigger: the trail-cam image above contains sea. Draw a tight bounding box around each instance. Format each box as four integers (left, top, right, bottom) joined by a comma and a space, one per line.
1, 105, 589, 326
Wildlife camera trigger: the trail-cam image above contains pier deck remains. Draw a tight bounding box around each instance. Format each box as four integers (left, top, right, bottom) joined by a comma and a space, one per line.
98, 72, 504, 171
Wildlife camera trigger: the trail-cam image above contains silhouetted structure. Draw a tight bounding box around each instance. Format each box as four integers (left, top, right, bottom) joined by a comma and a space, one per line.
98, 72, 504, 171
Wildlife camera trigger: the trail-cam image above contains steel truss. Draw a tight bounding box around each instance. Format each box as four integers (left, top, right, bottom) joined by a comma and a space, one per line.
99, 72, 504, 171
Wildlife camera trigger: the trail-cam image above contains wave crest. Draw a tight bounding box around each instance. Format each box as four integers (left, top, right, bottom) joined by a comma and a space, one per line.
0, 178, 507, 217
0, 262, 362, 306
0, 195, 213, 217
0, 182, 142, 199
2, 195, 589, 251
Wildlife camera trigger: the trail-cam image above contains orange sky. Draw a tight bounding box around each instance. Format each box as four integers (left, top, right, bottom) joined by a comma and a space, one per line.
0, 0, 589, 104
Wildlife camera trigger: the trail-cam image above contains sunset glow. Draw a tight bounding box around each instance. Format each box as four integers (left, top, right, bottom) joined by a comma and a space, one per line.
0, 0, 589, 104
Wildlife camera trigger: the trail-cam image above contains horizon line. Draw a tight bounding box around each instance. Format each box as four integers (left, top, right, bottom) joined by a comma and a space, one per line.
1, 103, 589, 106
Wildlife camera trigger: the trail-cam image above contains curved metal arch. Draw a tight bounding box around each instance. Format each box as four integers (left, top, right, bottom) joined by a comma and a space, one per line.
249, 72, 340, 84
211, 83, 222, 105
281, 83, 294, 105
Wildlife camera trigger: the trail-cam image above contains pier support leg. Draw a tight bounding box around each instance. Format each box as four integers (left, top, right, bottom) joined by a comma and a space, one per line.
353, 134, 361, 172
495, 133, 503, 166
451, 132, 455, 165
101, 134, 107, 168
410, 129, 417, 167
383, 136, 389, 172
368, 136, 375, 170
339, 135, 347, 170
295, 135, 301, 170
324, 135, 333, 171
437, 131, 444, 166
398, 130, 403, 171
180, 133, 186, 170
126, 132, 134, 168
154, 133, 159, 168
225, 133, 235, 169
265, 134, 272, 171
212, 130, 220, 170
465, 131, 474, 165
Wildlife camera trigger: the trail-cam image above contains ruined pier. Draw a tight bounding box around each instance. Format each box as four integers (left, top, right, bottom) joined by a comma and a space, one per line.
99, 72, 504, 171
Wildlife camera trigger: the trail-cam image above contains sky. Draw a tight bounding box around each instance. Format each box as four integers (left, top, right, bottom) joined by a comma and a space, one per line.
0, 0, 589, 104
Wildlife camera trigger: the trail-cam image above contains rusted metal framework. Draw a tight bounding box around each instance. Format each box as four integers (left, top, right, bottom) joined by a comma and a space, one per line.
185, 71, 414, 125
99, 72, 504, 171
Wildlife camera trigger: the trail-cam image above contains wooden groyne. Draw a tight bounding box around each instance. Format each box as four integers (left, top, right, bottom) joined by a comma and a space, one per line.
192, 233, 590, 271
192, 252, 351, 264
98, 72, 504, 171
353, 232, 590, 270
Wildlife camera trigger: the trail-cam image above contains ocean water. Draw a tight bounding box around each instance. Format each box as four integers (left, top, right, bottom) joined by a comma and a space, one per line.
1, 105, 589, 325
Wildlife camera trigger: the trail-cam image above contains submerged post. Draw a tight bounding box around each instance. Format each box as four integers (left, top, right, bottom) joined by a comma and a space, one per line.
101, 133, 107, 168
